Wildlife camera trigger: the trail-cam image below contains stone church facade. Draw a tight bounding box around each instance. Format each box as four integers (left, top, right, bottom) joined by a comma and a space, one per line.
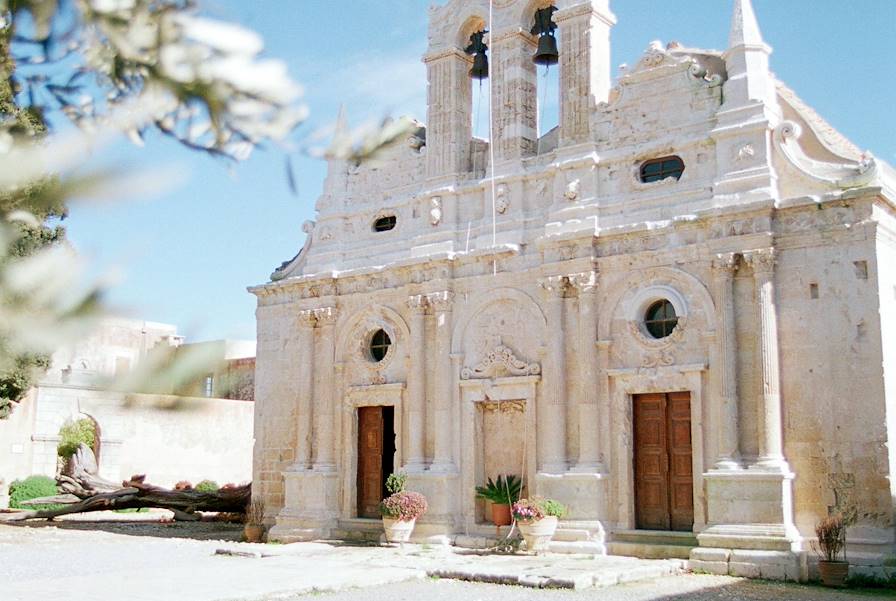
250, 0, 896, 580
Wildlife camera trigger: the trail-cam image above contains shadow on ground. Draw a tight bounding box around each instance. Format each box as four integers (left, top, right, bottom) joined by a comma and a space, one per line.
0, 518, 243, 541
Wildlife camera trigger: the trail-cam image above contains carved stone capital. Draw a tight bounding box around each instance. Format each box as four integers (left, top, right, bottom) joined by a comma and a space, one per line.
539, 275, 569, 298
745, 248, 776, 275
406, 294, 429, 314
711, 252, 740, 277
298, 309, 318, 328
426, 290, 454, 312
313, 306, 338, 325
568, 271, 599, 295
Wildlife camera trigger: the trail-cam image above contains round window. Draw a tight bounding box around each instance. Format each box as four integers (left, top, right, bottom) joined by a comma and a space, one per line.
369, 329, 391, 362
644, 300, 679, 339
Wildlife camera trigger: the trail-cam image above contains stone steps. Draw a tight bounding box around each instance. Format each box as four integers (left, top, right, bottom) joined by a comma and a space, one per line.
607, 530, 698, 560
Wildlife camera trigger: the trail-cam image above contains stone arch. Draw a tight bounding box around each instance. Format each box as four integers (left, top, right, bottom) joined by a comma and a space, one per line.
451, 287, 547, 363
517, 0, 556, 31
335, 303, 411, 368
457, 13, 489, 49
598, 265, 717, 341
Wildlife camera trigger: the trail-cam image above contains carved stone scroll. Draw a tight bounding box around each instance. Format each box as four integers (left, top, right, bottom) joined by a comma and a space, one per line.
461, 346, 541, 380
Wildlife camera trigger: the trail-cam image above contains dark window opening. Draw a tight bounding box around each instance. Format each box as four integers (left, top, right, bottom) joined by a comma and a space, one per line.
645, 300, 679, 339
640, 156, 685, 183
373, 215, 397, 232
370, 329, 391, 362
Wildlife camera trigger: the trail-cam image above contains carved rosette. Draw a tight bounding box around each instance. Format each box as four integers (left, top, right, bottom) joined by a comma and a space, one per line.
461, 346, 541, 380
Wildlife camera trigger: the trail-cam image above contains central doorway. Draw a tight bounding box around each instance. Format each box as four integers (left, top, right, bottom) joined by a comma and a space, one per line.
357, 406, 395, 518
633, 392, 694, 531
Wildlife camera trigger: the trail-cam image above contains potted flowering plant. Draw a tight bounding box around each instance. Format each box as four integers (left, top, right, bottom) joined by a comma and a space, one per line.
379, 472, 427, 543
512, 498, 565, 553
813, 513, 848, 587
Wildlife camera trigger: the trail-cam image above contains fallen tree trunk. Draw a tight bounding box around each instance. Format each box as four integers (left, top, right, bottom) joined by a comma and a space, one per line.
1, 444, 250, 522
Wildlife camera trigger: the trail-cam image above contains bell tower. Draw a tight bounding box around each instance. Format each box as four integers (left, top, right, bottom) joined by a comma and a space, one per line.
555, 0, 615, 147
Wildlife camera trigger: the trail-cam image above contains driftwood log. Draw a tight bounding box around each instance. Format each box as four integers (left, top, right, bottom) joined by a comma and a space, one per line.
2, 443, 250, 522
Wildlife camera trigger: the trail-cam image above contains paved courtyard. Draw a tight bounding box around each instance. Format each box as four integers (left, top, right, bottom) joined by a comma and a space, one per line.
1, 519, 892, 601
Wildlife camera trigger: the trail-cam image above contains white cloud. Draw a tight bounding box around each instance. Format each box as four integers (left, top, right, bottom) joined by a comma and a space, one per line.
306, 45, 428, 126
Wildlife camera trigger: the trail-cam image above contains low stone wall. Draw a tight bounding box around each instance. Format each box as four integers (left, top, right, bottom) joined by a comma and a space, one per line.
1, 388, 254, 506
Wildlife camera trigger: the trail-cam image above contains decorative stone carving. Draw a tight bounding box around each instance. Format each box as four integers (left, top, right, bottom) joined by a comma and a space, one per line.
427, 290, 454, 312
568, 271, 598, 294
430, 196, 442, 226
627, 315, 687, 349
478, 399, 526, 414
564, 178, 580, 201
745, 248, 776, 274
314, 306, 338, 324
496, 184, 510, 214
640, 349, 676, 368
406, 294, 429, 314
461, 346, 541, 380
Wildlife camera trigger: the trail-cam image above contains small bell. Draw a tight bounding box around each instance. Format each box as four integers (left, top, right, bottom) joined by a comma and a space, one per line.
533, 34, 559, 66
465, 30, 489, 80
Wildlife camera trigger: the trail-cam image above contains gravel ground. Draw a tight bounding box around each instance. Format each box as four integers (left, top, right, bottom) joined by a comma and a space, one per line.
301, 576, 896, 601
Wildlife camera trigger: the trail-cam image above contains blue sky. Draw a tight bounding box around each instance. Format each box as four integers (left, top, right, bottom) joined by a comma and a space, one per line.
64, 0, 896, 342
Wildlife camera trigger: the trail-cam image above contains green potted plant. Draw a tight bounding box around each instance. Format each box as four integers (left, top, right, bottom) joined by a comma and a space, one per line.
512, 497, 565, 553
813, 513, 848, 587
244, 499, 266, 543
475, 474, 521, 526
379, 472, 427, 544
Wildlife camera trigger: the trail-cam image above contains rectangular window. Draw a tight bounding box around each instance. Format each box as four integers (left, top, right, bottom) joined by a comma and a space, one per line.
204, 374, 214, 398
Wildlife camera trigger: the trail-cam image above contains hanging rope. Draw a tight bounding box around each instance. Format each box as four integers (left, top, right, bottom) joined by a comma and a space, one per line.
538, 64, 550, 139
488, 0, 498, 276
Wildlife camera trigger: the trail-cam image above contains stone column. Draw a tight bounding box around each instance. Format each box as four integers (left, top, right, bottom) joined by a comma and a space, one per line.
554, 2, 616, 146
428, 291, 455, 472
747, 249, 788, 471
405, 295, 428, 470
294, 309, 317, 470
595, 339, 612, 467
312, 306, 337, 471
539, 276, 568, 473
570, 271, 602, 471
712, 253, 742, 470
423, 49, 473, 178
491, 30, 537, 164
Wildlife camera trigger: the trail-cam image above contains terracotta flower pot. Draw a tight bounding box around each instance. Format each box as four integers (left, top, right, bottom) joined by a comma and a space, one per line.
517, 515, 558, 553
818, 560, 849, 587
244, 524, 264, 543
382, 517, 416, 543
490, 503, 512, 526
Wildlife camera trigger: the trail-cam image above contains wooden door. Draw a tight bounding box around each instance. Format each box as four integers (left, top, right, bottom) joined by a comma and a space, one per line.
633, 392, 693, 531
357, 406, 384, 518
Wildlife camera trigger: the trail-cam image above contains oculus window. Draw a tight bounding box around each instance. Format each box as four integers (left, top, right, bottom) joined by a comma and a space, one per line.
369, 329, 392, 362
373, 215, 397, 232
640, 156, 685, 183
644, 300, 679, 339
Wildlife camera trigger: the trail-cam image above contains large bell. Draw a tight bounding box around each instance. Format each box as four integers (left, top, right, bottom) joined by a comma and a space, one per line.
469, 53, 489, 80
533, 34, 559, 66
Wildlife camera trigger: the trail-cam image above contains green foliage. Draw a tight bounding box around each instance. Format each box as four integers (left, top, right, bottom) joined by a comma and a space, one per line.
475, 475, 522, 505
8, 475, 62, 510
845, 572, 896, 590
195, 480, 219, 493
57, 418, 96, 459
385, 472, 407, 495
540, 499, 566, 518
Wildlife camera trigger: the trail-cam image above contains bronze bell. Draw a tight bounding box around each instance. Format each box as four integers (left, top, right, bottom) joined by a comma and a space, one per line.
533, 33, 559, 66
465, 30, 490, 80
469, 53, 489, 80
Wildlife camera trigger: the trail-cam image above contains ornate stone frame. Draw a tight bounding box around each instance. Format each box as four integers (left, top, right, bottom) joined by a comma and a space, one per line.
604, 363, 708, 534
459, 374, 540, 531
626, 283, 689, 349
339, 382, 405, 520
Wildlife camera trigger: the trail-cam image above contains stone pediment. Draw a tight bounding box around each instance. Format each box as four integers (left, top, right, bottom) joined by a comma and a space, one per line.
461, 345, 540, 380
